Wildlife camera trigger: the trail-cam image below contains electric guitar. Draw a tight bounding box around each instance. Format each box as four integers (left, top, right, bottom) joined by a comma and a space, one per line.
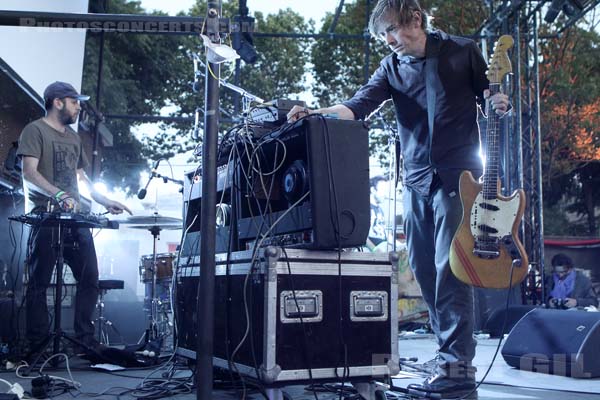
449, 35, 528, 289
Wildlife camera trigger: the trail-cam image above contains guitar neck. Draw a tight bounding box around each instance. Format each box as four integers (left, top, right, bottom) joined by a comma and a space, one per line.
483, 83, 501, 199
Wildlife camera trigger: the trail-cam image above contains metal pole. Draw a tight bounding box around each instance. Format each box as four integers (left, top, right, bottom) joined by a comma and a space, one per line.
363, 0, 371, 84
532, 11, 546, 303
91, 1, 107, 180
232, 0, 247, 115
329, 0, 346, 33
514, 11, 524, 196
522, 11, 535, 304
196, 1, 221, 399
513, 9, 528, 305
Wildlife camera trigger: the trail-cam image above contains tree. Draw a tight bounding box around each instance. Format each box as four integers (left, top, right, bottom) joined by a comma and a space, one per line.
310, 0, 487, 170
83, 0, 192, 194
537, 23, 600, 235
82, 0, 311, 194
144, 3, 313, 158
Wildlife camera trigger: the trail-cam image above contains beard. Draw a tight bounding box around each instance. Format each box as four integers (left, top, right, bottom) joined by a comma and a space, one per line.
58, 107, 77, 125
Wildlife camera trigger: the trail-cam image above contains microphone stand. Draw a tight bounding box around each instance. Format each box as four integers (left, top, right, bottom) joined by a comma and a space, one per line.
154, 172, 184, 187
193, 54, 265, 104
196, 5, 221, 399
138, 166, 184, 200
80, 102, 105, 180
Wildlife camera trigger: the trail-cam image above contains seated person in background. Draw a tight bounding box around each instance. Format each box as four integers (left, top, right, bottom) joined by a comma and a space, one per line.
546, 253, 598, 309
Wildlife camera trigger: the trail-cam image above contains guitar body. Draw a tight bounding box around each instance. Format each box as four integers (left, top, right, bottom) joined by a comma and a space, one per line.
449, 171, 529, 288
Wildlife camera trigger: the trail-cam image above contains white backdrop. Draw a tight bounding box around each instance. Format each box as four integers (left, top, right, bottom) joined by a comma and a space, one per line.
0, 0, 89, 97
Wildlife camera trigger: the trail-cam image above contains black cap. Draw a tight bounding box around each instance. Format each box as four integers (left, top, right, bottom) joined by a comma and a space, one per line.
43, 81, 90, 102
551, 253, 573, 269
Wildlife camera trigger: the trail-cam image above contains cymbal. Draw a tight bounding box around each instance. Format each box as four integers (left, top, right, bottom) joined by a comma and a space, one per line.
119, 214, 182, 229
127, 224, 181, 230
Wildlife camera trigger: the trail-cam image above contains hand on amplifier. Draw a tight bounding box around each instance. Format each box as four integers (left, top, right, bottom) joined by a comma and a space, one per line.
287, 105, 313, 122
287, 104, 355, 122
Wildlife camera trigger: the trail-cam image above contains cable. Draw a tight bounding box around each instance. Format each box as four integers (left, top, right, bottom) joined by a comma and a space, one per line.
38, 353, 81, 389
280, 247, 320, 400
229, 192, 310, 398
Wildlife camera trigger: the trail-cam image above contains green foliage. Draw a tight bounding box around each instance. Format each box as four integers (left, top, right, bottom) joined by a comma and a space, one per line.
312, 1, 386, 106
537, 24, 600, 236
82, 0, 600, 238
542, 203, 591, 237
83, 0, 311, 194
310, 0, 486, 173
83, 0, 192, 194
241, 10, 313, 99
423, 0, 487, 34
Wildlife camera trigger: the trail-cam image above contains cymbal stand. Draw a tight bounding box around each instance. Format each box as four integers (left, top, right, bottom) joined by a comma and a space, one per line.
147, 225, 162, 341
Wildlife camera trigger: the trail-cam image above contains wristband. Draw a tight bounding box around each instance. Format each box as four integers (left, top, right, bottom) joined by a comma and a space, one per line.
54, 190, 65, 200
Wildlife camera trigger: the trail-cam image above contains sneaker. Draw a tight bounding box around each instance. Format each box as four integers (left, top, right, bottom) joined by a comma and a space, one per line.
408, 374, 478, 399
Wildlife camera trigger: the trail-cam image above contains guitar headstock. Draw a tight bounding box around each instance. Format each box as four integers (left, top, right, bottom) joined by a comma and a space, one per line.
486, 35, 514, 84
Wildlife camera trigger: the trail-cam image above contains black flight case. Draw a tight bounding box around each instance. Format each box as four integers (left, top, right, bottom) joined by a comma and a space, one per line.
175, 247, 400, 384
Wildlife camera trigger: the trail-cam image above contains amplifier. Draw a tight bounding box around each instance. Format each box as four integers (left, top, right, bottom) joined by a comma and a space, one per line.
181, 160, 240, 255
237, 117, 371, 250
179, 117, 371, 259
249, 99, 306, 126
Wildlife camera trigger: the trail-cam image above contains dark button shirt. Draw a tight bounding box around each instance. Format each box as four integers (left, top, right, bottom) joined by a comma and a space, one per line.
343, 31, 489, 195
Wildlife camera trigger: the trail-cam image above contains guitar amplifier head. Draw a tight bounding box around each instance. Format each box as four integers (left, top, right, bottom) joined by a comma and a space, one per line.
249, 99, 306, 126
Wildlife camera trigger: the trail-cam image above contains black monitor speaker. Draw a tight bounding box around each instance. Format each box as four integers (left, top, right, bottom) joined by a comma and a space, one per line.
501, 308, 600, 378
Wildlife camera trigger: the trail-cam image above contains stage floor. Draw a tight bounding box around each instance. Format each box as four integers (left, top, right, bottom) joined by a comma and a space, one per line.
1, 336, 599, 399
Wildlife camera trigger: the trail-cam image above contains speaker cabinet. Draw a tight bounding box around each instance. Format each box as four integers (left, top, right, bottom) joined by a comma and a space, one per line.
181, 162, 240, 255
501, 308, 600, 378
237, 117, 371, 249
484, 305, 537, 338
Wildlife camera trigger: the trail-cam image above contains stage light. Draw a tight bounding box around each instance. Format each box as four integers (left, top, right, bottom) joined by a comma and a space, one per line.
544, 0, 585, 23
94, 182, 108, 195
544, 0, 566, 23
562, 0, 584, 17
232, 16, 258, 64
235, 34, 258, 64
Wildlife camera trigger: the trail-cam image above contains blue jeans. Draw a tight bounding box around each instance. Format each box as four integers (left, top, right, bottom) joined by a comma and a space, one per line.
26, 227, 99, 344
403, 185, 476, 379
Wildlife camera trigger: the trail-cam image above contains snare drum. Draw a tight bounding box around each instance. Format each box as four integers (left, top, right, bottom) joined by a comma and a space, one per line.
139, 253, 175, 283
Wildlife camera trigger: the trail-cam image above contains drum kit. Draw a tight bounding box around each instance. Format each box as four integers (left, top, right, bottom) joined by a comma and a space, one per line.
120, 213, 182, 349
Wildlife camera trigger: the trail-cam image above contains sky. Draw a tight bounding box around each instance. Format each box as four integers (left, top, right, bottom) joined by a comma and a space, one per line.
139, 0, 347, 27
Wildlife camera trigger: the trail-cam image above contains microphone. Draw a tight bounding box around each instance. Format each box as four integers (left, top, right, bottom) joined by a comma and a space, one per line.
137, 159, 162, 200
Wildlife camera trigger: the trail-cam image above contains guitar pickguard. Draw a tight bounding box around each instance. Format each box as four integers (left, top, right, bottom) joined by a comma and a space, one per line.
469, 192, 522, 258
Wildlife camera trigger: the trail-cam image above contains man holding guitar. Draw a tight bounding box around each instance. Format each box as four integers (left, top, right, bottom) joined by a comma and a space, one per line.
288, 1, 509, 398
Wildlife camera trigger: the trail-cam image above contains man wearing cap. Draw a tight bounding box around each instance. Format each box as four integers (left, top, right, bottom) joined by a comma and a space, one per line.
546, 253, 598, 309
17, 81, 131, 351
